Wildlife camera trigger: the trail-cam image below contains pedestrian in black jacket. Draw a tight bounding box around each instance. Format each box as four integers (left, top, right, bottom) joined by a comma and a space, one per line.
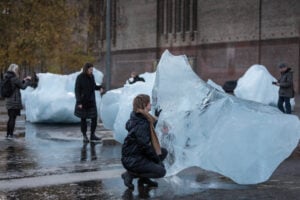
4, 63, 31, 138
128, 71, 145, 84
74, 63, 104, 142
273, 63, 294, 114
121, 94, 167, 190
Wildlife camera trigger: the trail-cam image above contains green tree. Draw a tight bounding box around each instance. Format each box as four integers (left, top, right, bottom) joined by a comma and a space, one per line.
0, 0, 95, 75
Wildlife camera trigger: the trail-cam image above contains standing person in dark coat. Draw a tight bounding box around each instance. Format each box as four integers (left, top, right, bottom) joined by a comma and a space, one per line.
121, 94, 167, 190
4, 63, 31, 138
128, 71, 145, 84
273, 63, 294, 114
74, 63, 104, 143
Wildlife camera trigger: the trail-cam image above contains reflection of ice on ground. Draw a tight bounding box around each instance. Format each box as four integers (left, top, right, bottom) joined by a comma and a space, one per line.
21, 69, 103, 123
102, 50, 300, 185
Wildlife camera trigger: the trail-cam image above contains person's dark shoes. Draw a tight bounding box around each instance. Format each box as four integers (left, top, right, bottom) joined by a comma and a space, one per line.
138, 183, 151, 198
6, 133, 14, 139
121, 171, 134, 190
82, 133, 89, 143
138, 178, 158, 188
122, 188, 133, 199
90, 133, 101, 142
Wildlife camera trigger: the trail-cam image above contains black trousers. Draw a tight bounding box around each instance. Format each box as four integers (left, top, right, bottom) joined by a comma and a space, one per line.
277, 96, 291, 114
80, 117, 97, 135
7, 109, 20, 136
132, 148, 168, 179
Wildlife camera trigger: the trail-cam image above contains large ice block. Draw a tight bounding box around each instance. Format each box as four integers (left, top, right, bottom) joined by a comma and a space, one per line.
22, 69, 103, 123
152, 50, 300, 184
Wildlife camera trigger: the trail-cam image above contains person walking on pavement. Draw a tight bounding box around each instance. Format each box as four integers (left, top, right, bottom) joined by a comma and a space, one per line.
273, 63, 294, 114
4, 63, 31, 138
121, 94, 167, 190
74, 62, 104, 143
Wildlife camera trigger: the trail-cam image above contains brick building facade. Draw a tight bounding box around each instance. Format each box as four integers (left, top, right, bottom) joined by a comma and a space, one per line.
89, 0, 299, 92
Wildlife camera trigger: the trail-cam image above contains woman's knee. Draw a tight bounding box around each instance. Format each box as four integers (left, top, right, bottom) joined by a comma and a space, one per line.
157, 166, 166, 178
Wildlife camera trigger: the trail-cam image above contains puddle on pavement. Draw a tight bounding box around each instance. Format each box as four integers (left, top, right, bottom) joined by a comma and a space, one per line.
0, 123, 256, 199
0, 122, 122, 180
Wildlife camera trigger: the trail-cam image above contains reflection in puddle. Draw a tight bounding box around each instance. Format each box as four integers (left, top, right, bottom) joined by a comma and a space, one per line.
0, 122, 121, 180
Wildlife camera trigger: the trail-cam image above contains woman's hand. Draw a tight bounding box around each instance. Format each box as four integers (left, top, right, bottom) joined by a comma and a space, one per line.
24, 76, 32, 81
154, 107, 162, 117
100, 88, 104, 94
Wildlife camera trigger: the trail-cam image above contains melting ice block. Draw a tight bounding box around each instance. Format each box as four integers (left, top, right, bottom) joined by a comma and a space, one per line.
152, 50, 300, 184
100, 72, 156, 142
101, 50, 300, 184
22, 69, 103, 123
234, 64, 295, 108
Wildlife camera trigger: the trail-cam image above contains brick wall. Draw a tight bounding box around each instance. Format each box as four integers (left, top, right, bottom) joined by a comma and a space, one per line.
98, 0, 299, 92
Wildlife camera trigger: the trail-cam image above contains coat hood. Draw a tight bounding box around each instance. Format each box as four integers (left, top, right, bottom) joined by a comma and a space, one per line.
4, 71, 16, 79
125, 111, 147, 132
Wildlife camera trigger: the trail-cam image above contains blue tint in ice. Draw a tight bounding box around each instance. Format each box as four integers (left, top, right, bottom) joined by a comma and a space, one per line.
234, 64, 295, 108
103, 50, 300, 184
100, 72, 156, 142
21, 69, 103, 123
152, 50, 300, 184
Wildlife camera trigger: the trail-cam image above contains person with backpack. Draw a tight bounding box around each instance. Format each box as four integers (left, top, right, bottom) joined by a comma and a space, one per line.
3, 63, 31, 138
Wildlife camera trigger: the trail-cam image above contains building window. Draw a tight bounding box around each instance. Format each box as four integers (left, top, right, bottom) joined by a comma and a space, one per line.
175, 0, 182, 33
158, 0, 197, 42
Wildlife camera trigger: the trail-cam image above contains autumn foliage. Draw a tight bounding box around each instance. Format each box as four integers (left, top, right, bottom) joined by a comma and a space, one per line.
0, 0, 95, 75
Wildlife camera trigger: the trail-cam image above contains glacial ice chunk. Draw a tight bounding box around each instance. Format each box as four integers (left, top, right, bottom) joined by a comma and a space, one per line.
101, 50, 300, 184
22, 69, 103, 123
234, 64, 295, 108
152, 50, 300, 184
100, 72, 155, 142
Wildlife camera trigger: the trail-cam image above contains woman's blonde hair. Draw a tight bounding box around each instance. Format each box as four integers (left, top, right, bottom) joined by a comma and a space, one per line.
7, 63, 19, 76
133, 94, 150, 112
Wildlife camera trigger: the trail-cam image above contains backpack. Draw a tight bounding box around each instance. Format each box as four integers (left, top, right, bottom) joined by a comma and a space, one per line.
0, 76, 14, 98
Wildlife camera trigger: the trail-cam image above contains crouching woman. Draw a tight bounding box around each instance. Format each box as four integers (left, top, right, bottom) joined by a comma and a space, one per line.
121, 94, 168, 190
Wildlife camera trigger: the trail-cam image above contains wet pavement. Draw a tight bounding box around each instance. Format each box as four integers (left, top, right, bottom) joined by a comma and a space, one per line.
0, 122, 299, 200
0, 97, 300, 199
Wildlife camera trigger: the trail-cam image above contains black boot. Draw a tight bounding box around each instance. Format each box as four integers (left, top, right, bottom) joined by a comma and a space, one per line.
138, 178, 158, 188
90, 133, 101, 142
121, 171, 134, 190
82, 133, 89, 143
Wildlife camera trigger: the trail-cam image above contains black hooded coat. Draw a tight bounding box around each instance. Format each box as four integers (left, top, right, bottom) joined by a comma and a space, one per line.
121, 111, 161, 171
74, 72, 102, 118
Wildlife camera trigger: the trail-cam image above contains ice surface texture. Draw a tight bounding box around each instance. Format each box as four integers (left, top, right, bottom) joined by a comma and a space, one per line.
152, 50, 300, 184
22, 69, 103, 123
234, 64, 295, 108
100, 72, 156, 142
103, 50, 300, 184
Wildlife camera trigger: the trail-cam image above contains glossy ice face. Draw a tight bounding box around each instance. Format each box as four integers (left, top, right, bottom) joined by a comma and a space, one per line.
104, 50, 300, 185
21, 69, 104, 123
